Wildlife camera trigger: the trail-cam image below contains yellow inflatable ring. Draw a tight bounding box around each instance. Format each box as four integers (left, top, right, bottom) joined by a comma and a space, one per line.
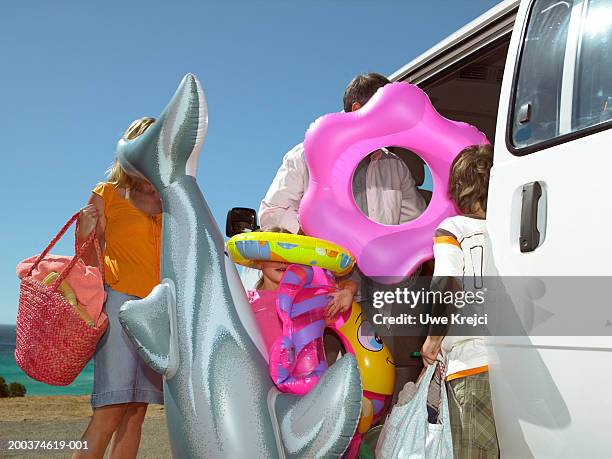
227, 232, 355, 276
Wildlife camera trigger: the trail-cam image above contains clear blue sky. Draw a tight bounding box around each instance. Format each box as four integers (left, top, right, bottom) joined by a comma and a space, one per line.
1, 0, 501, 324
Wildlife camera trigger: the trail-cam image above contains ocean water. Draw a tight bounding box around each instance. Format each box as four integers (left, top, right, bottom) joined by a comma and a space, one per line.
0, 324, 93, 396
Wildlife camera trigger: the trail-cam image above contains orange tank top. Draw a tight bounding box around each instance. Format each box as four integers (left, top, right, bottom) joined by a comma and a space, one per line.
93, 182, 162, 298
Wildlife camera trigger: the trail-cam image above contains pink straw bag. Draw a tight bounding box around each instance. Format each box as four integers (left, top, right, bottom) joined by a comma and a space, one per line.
15, 212, 108, 386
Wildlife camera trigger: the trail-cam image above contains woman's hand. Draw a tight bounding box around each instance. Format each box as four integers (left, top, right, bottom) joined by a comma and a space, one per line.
77, 193, 106, 268
421, 336, 443, 366
78, 204, 99, 239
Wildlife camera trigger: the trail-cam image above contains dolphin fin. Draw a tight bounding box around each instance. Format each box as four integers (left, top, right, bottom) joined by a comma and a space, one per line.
270, 354, 362, 458
118, 280, 178, 378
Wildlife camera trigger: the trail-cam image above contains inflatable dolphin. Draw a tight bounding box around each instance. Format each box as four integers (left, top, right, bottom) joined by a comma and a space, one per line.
117, 74, 362, 458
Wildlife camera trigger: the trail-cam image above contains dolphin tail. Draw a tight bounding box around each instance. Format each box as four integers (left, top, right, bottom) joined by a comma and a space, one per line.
118, 281, 178, 378
271, 354, 362, 458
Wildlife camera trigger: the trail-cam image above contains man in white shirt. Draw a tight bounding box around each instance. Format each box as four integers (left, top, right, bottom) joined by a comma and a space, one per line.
259, 73, 426, 232
251, 73, 429, 364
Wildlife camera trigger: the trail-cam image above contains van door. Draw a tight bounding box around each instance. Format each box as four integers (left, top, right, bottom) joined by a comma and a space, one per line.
487, 0, 612, 457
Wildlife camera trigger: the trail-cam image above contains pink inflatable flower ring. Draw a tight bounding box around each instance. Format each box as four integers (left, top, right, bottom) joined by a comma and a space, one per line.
299, 82, 489, 282
269, 264, 335, 395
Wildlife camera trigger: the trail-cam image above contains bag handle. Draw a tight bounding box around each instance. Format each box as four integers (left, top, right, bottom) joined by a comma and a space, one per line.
438, 362, 450, 427
417, 359, 452, 426
407, 360, 445, 417
52, 218, 103, 291
60, 233, 103, 289
26, 212, 104, 291
71, 217, 105, 282
26, 212, 80, 278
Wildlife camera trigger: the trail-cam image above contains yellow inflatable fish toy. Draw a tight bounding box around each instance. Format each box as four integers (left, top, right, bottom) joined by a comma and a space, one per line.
328, 302, 395, 431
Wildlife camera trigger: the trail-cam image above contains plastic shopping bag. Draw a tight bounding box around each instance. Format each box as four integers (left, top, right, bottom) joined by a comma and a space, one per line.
376, 362, 453, 459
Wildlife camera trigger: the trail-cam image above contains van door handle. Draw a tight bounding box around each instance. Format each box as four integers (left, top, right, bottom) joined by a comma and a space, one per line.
519, 181, 542, 253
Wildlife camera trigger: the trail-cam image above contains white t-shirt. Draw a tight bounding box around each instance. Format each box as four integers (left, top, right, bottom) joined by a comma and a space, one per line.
433, 215, 491, 378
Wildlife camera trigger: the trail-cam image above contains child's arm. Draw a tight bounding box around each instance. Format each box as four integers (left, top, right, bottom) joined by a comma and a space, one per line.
326, 278, 358, 319
421, 228, 464, 365
421, 336, 443, 366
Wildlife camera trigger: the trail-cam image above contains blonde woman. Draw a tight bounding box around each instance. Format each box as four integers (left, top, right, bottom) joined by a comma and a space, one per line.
73, 118, 163, 459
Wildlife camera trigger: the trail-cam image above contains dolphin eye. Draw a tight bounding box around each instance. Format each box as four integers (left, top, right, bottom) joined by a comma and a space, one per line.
357, 320, 383, 352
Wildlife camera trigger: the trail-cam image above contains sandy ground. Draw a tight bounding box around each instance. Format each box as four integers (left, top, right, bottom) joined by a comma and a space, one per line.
0, 396, 171, 458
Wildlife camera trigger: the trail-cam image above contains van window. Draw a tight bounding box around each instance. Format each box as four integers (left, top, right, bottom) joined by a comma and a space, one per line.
573, 0, 612, 131
510, 0, 612, 152
511, 0, 574, 149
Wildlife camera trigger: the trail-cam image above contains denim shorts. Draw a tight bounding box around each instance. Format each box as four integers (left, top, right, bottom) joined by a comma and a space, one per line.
91, 285, 164, 408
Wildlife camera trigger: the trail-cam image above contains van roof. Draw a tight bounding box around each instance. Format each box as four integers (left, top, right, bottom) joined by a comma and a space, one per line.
390, 0, 520, 84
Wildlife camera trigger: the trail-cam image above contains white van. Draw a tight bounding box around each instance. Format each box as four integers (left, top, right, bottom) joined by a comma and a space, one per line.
390, 0, 612, 456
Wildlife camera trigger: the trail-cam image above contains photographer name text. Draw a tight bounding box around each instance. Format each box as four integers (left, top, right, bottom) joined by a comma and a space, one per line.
372, 312, 488, 327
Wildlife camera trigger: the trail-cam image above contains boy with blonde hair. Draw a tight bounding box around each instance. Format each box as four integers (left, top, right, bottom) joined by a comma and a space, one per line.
421, 144, 499, 458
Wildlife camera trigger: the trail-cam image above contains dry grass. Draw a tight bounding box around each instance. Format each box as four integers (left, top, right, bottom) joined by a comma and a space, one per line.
0, 395, 165, 422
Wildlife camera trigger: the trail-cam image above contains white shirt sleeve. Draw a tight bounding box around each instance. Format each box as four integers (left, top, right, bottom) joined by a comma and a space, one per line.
258, 143, 308, 234
433, 241, 464, 278
398, 159, 427, 224
432, 220, 464, 278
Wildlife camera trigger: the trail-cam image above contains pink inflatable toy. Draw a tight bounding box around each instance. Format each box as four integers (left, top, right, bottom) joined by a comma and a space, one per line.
299, 82, 488, 282
268, 264, 335, 395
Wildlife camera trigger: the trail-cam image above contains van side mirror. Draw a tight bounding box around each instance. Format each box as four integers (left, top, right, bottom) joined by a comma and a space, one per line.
226, 207, 259, 237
